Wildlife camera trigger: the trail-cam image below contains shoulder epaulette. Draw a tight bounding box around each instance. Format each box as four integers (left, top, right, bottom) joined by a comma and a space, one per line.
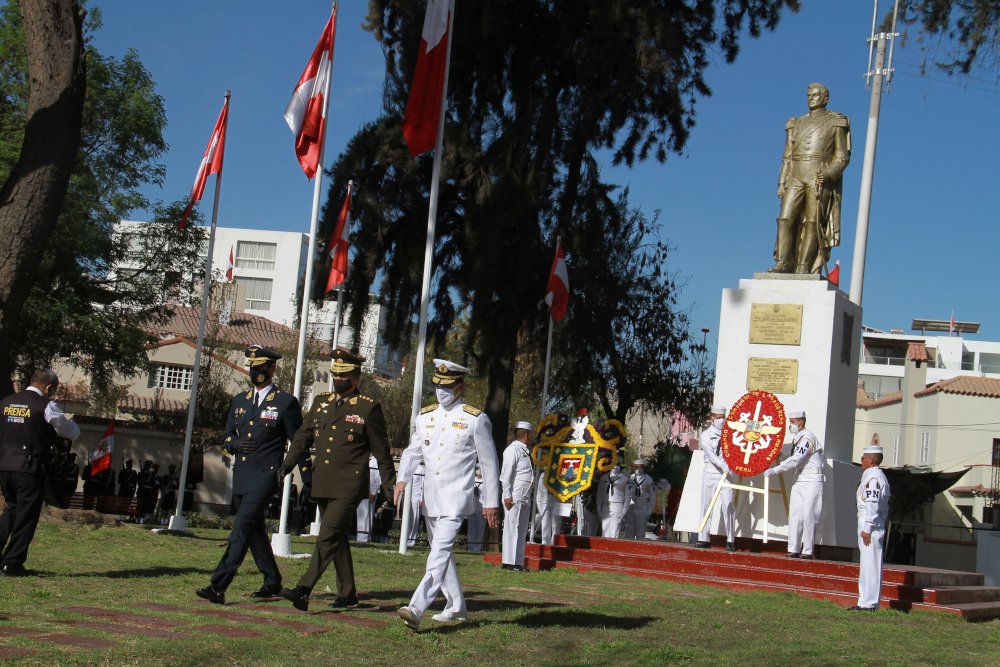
359, 395, 374, 403
462, 405, 482, 416
245, 390, 254, 400
831, 114, 849, 128
785, 117, 795, 130
420, 404, 438, 414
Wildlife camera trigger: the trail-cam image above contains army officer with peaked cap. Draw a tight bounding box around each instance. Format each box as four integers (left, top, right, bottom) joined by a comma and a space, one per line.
278, 347, 396, 612
197, 345, 302, 605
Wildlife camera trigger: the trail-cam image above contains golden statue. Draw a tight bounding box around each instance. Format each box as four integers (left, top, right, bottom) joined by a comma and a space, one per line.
769, 83, 851, 274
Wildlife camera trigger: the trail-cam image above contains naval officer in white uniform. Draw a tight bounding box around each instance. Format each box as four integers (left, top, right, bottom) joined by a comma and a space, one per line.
698, 404, 736, 551
763, 410, 824, 558
355, 454, 380, 543
394, 359, 500, 631
850, 442, 890, 612
500, 420, 534, 570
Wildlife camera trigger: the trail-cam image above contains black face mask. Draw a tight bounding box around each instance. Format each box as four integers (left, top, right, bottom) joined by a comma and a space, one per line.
251, 365, 273, 388
333, 378, 353, 394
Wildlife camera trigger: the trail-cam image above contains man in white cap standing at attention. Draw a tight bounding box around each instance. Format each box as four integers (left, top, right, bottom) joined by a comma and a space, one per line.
624, 459, 655, 539
596, 460, 628, 538
500, 420, 534, 570
763, 410, 824, 559
698, 404, 736, 551
849, 441, 890, 612
394, 359, 500, 631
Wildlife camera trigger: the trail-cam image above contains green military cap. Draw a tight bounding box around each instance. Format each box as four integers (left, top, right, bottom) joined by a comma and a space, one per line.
331, 346, 365, 374
245, 344, 281, 367
431, 358, 470, 386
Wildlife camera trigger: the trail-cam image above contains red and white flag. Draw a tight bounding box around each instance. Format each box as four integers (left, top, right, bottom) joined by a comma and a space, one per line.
826, 260, 840, 288
402, 0, 451, 157
90, 421, 115, 475
949, 310, 956, 335
285, 9, 336, 179
545, 239, 569, 322
324, 181, 352, 294
226, 245, 235, 283
179, 98, 229, 229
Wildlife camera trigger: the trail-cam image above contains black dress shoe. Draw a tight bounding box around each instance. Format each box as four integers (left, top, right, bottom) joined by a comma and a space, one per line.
787, 552, 801, 559
501, 564, 514, 570
1, 564, 30, 577
327, 596, 359, 609
510, 565, 526, 571
726, 542, 737, 552
695, 541, 711, 549
279, 586, 311, 612
847, 605, 877, 612
249, 584, 282, 599
799, 554, 815, 560
196, 586, 225, 605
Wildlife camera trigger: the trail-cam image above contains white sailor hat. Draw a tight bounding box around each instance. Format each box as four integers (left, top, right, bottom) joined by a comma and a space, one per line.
710, 404, 727, 415
515, 421, 532, 431
788, 410, 805, 419
431, 358, 470, 386
863, 444, 883, 455
634, 458, 647, 466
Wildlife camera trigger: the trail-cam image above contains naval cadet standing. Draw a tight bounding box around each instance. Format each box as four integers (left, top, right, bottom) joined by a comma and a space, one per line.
278, 347, 396, 611
698, 404, 736, 551
596, 462, 628, 538
394, 359, 500, 631
850, 442, 890, 612
196, 346, 302, 605
763, 409, 824, 559
500, 421, 534, 570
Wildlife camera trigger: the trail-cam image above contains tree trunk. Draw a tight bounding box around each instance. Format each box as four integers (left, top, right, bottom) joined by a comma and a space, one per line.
0, 0, 86, 395
484, 333, 516, 455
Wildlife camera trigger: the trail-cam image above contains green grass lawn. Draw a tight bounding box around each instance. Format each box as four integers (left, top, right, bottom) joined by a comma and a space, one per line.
0, 516, 997, 666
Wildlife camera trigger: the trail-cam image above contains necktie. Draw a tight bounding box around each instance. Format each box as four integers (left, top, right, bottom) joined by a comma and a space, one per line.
254, 392, 260, 409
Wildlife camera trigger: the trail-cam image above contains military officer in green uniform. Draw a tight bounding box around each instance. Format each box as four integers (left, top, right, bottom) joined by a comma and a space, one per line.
278, 347, 396, 611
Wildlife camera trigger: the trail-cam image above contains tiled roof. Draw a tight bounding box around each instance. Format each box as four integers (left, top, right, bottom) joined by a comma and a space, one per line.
150, 306, 331, 357
906, 341, 929, 362
949, 485, 997, 496
914, 376, 1000, 399
118, 394, 187, 415
857, 391, 902, 409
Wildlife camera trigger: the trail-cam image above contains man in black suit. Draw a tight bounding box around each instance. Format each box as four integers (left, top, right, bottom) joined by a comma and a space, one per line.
278, 347, 395, 611
196, 345, 302, 604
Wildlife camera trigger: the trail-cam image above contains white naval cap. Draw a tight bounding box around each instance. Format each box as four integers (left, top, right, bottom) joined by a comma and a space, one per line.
634, 459, 647, 466
515, 420, 532, 431
710, 404, 727, 415
788, 410, 805, 419
863, 444, 884, 455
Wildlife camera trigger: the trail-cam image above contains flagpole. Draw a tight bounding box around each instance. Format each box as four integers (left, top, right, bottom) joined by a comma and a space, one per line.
169, 92, 230, 532
273, 5, 338, 558
400, 0, 456, 555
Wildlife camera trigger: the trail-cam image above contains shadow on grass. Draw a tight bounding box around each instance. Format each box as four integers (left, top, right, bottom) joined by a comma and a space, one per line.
73, 566, 215, 579
513, 610, 656, 630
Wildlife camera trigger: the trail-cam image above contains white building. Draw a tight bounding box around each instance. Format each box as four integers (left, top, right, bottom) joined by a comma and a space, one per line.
115, 221, 403, 378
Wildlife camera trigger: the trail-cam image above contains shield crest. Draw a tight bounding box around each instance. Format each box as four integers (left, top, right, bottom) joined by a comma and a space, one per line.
544, 443, 598, 502
532, 412, 624, 502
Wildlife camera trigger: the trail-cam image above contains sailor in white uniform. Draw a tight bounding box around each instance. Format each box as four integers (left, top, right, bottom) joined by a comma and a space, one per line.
698, 404, 736, 551
596, 463, 628, 538
763, 410, 824, 558
624, 459, 655, 539
500, 421, 534, 569
850, 443, 890, 612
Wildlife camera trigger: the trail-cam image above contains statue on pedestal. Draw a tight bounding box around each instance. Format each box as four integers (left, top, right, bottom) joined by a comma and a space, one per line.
769, 83, 851, 274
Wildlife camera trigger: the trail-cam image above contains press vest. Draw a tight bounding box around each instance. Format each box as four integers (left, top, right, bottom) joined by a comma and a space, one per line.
0, 390, 57, 474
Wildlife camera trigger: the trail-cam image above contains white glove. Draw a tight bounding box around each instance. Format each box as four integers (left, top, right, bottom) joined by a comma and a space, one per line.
762, 469, 776, 478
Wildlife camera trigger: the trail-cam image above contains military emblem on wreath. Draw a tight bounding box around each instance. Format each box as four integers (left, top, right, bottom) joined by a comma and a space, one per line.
531, 409, 625, 502
721, 390, 787, 477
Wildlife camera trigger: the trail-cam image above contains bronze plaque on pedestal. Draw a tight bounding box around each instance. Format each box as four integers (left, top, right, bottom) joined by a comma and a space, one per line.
746, 357, 799, 394
749, 304, 803, 345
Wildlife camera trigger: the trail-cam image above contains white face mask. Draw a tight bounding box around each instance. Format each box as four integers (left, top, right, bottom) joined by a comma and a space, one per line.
712, 418, 724, 430
788, 423, 800, 434
436, 386, 459, 408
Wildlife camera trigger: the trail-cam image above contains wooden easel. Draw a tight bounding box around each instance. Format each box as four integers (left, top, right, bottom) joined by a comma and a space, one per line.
697, 471, 789, 543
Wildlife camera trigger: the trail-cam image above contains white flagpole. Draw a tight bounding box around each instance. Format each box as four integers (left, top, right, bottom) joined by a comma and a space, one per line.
169, 91, 230, 532
401, 0, 456, 555
273, 5, 338, 557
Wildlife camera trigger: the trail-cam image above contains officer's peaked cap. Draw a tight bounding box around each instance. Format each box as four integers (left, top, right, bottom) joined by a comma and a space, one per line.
432, 358, 469, 386
331, 346, 365, 374
245, 345, 281, 366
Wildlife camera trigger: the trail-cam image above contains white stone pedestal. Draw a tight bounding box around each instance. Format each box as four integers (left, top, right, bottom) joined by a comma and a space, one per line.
674, 275, 863, 549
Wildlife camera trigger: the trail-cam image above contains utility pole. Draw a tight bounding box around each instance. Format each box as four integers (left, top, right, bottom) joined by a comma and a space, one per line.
849, 0, 899, 306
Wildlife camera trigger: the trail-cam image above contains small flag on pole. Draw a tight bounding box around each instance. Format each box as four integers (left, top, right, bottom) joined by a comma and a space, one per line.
179, 98, 229, 229
545, 239, 570, 322
827, 260, 840, 288
285, 9, 336, 179
402, 0, 450, 157
226, 246, 235, 283
324, 181, 352, 294
90, 421, 115, 475
949, 310, 955, 335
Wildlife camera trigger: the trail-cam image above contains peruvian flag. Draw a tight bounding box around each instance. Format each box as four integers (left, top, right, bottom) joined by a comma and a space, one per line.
545, 239, 569, 322
402, 0, 451, 157
826, 260, 840, 288
949, 310, 956, 335
285, 9, 336, 179
324, 181, 352, 294
90, 421, 115, 475
179, 97, 229, 229
225, 245, 235, 283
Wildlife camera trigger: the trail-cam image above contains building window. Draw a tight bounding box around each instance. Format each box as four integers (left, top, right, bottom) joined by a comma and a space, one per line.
919, 431, 930, 465
236, 276, 273, 310
235, 241, 277, 271
893, 435, 901, 467
151, 364, 193, 391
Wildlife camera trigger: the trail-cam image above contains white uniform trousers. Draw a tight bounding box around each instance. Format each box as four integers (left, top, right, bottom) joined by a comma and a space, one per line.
623, 508, 650, 540
502, 498, 531, 566
466, 511, 486, 552
787, 479, 823, 556
537, 503, 561, 545
409, 516, 466, 616
406, 497, 422, 547
698, 472, 735, 542
602, 506, 627, 538
857, 523, 885, 608
355, 499, 373, 543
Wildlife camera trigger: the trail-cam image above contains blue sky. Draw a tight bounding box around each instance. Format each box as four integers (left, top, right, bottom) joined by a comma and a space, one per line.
90, 1, 999, 351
